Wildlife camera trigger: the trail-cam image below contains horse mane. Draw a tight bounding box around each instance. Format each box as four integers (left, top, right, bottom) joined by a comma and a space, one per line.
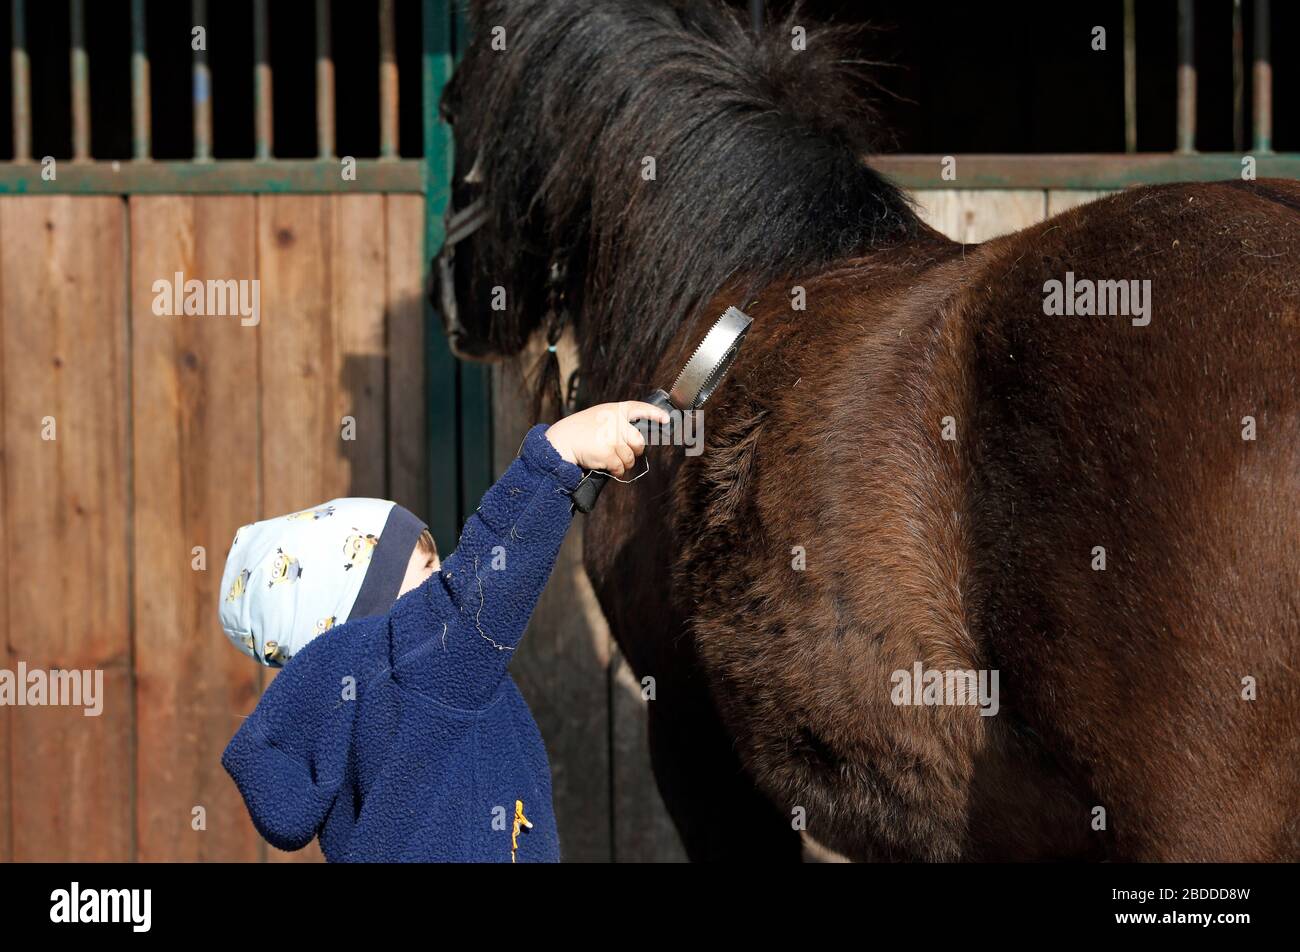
460, 0, 921, 398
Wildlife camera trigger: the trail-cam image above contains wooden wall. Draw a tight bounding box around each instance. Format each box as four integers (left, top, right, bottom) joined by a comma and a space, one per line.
0, 187, 1114, 862
0, 194, 425, 861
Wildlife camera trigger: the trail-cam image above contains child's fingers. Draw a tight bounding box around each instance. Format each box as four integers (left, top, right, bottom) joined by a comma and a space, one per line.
614, 441, 636, 472
622, 401, 671, 425
624, 421, 647, 454
589, 446, 626, 477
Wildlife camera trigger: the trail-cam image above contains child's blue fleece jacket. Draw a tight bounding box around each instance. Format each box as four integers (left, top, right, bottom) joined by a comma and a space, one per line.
222, 424, 583, 862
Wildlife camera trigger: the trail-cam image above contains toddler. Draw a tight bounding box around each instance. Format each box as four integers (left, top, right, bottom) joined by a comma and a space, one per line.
220, 402, 666, 862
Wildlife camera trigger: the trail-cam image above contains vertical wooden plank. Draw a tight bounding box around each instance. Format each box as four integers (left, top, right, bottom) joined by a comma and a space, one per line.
259, 195, 388, 511
257, 194, 331, 862
131, 195, 264, 861
256, 194, 388, 861
0, 196, 132, 861
491, 340, 614, 861
385, 195, 427, 519
257, 195, 334, 515
1047, 189, 1121, 217
331, 195, 388, 500
0, 204, 9, 864
910, 189, 1048, 243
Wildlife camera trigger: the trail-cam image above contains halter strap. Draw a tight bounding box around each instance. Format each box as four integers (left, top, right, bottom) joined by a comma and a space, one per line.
444, 196, 489, 247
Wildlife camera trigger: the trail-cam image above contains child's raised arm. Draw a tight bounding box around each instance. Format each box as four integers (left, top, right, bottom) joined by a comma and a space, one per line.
392, 401, 668, 708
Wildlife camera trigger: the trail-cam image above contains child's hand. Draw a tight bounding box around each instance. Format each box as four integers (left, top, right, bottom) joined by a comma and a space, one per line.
545, 402, 671, 477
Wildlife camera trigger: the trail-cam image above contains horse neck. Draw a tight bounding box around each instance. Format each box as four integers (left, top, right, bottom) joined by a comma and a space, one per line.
568, 213, 926, 406
462, 0, 922, 403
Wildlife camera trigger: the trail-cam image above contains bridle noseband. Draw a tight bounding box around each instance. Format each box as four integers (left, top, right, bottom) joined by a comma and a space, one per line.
437, 194, 490, 341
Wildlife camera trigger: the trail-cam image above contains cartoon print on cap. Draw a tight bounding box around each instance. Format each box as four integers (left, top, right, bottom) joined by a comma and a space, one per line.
315, 616, 337, 635
343, 531, 379, 571
268, 547, 303, 588
226, 567, 250, 603
287, 505, 337, 522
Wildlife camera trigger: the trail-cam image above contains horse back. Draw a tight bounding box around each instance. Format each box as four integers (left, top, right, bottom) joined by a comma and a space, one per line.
675, 179, 1300, 860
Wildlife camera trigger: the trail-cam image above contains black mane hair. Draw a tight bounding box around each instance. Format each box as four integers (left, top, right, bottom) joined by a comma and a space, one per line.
457, 0, 920, 399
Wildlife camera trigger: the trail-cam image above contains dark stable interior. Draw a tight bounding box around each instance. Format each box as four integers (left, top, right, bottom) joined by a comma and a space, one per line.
0, 0, 1294, 161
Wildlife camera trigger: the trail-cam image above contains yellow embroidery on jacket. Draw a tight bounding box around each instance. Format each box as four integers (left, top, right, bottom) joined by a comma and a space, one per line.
511, 799, 532, 863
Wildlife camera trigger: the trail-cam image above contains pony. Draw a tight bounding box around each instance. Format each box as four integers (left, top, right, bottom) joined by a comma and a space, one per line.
436, 0, 1300, 861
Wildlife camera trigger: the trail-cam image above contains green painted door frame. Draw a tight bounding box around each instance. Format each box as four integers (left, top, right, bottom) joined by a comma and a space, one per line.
423, 0, 494, 553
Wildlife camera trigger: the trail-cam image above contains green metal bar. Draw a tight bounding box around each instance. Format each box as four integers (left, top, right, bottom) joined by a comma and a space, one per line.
1123, 0, 1136, 153
451, 2, 494, 527
193, 0, 212, 161
254, 0, 272, 160
458, 360, 494, 523
423, 0, 461, 553
379, 0, 399, 159
1233, 0, 1244, 153
131, 0, 150, 160
70, 0, 90, 160
867, 153, 1300, 189
1253, 0, 1272, 153
452, 2, 471, 62
11, 0, 31, 162
1177, 0, 1196, 154
0, 159, 423, 194
316, 0, 334, 159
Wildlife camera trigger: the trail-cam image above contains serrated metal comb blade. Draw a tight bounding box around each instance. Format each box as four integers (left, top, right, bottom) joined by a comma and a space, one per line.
668, 306, 753, 410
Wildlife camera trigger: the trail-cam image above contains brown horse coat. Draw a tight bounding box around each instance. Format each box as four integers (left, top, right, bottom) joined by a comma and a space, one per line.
587, 181, 1300, 861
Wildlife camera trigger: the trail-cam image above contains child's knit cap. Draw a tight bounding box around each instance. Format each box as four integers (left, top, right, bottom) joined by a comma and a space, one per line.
219, 498, 427, 666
